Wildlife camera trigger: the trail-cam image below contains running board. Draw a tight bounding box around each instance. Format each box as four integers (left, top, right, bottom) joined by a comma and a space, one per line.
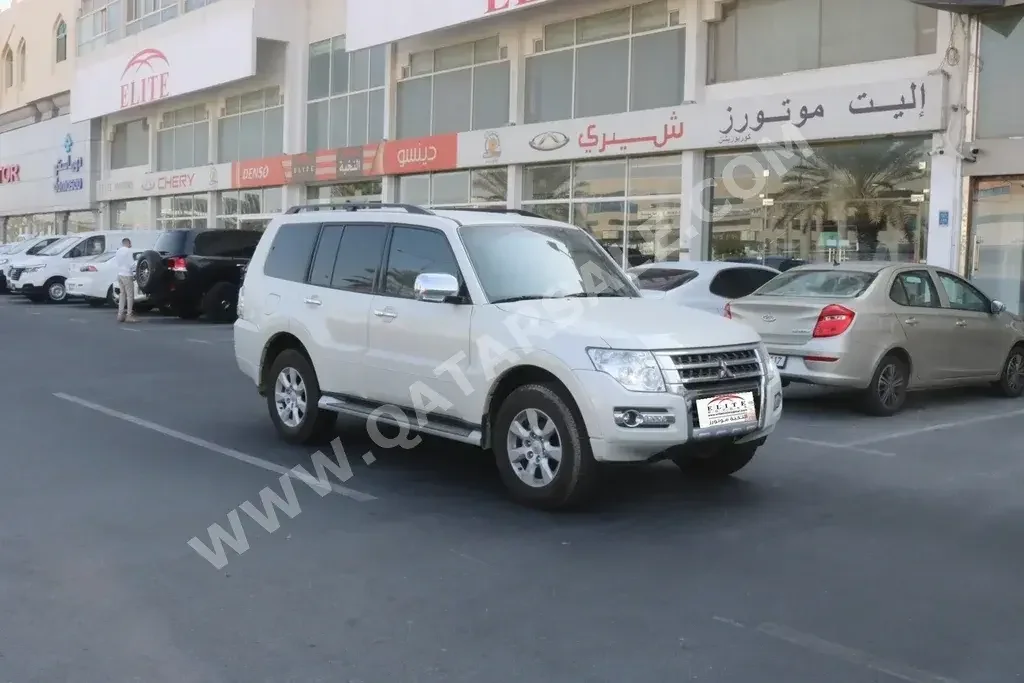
318, 395, 482, 446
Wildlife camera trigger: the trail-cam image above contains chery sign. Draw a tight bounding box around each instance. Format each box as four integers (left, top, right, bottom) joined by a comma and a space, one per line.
346, 0, 556, 50
120, 49, 171, 110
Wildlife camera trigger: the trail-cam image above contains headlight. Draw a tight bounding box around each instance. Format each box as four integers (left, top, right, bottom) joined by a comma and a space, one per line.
0, 258, 8, 265
587, 348, 665, 392
22, 265, 44, 272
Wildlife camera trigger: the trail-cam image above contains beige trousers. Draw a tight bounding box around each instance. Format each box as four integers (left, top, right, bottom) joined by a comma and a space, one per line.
117, 275, 134, 318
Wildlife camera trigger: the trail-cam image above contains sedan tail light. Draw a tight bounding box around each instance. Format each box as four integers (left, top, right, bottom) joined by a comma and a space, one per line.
812, 304, 855, 337
723, 302, 732, 318
168, 257, 187, 272
80, 265, 97, 272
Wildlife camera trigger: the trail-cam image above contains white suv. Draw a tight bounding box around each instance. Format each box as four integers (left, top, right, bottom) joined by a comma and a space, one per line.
235, 204, 783, 508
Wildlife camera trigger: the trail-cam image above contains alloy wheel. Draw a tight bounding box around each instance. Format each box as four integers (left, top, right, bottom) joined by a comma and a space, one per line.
1006, 352, 1024, 393
274, 367, 308, 428
49, 282, 66, 301
506, 408, 562, 488
876, 363, 905, 409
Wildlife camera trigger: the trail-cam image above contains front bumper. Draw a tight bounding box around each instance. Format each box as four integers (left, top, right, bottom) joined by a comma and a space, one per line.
574, 353, 783, 463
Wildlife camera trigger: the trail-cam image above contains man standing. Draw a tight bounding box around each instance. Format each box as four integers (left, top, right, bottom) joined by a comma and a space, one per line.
114, 237, 136, 323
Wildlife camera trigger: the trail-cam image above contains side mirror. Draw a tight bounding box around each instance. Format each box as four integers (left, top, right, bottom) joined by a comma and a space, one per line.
414, 272, 460, 303
991, 300, 1007, 314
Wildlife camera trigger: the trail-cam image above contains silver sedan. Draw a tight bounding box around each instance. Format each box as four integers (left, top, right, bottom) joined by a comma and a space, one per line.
725, 262, 1024, 415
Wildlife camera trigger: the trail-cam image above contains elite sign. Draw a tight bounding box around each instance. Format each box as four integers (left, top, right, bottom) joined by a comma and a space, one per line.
345, 0, 556, 50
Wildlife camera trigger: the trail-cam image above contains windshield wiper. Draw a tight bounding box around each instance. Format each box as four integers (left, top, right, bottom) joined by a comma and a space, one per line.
490, 295, 549, 304
558, 292, 629, 298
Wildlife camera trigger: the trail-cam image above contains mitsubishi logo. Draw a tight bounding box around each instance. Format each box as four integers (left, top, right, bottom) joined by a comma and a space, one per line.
717, 360, 734, 379
762, 314, 776, 322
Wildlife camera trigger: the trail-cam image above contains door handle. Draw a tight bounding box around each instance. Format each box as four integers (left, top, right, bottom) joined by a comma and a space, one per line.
373, 308, 397, 319
303, 296, 322, 306
904, 317, 918, 326
955, 319, 967, 327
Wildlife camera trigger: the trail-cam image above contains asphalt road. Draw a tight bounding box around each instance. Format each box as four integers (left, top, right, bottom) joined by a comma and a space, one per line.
1, 295, 1023, 683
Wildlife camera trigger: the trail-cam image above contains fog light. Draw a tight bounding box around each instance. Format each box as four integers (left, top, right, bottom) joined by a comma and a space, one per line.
774, 392, 783, 410
613, 409, 675, 428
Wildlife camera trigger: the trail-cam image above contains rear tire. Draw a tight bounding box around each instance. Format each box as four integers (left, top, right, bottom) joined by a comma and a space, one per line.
859, 353, 909, 416
266, 349, 337, 445
672, 442, 758, 478
493, 383, 599, 510
202, 282, 238, 323
994, 344, 1024, 398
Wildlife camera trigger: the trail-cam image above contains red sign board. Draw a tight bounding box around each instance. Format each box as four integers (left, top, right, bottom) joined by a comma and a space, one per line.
232, 156, 288, 189
0, 164, 21, 183
382, 135, 458, 175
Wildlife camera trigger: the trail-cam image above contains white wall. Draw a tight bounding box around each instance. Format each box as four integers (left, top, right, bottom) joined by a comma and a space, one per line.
0, 114, 95, 215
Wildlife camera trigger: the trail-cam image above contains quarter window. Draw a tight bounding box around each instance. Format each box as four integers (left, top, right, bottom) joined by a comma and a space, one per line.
937, 273, 989, 313
383, 227, 460, 299
157, 105, 209, 171
217, 87, 284, 163
306, 36, 386, 152
396, 36, 510, 138
890, 271, 940, 308
263, 223, 321, 282
524, 0, 684, 124
110, 119, 149, 169
330, 225, 389, 293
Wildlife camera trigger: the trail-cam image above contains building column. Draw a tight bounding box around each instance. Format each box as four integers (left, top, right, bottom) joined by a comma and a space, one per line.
381, 42, 398, 202
681, 0, 709, 260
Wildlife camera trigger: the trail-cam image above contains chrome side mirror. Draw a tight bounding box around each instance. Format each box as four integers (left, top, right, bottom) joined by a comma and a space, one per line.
991, 300, 1007, 314
414, 272, 459, 303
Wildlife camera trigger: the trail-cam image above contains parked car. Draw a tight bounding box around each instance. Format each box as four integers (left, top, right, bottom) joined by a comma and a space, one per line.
725, 262, 1024, 416
0, 236, 63, 292
725, 256, 808, 272
628, 261, 780, 315
8, 230, 155, 303
234, 203, 784, 509
68, 247, 156, 308
135, 228, 262, 321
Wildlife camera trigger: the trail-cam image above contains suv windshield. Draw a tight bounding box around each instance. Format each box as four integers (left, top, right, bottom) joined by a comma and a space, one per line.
154, 230, 189, 255
632, 267, 699, 291
37, 236, 77, 256
754, 269, 876, 298
459, 223, 637, 302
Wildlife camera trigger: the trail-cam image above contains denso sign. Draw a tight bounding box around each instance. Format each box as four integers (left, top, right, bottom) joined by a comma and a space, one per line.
120, 49, 171, 110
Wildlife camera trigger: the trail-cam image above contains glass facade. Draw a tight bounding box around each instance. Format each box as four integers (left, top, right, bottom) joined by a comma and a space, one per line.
703, 137, 931, 264
307, 37, 386, 152
976, 7, 1024, 139
157, 193, 208, 230
6, 214, 58, 240
306, 180, 382, 205
216, 188, 282, 230
157, 105, 210, 171
217, 88, 285, 163
112, 200, 150, 229
396, 168, 508, 208
68, 211, 99, 233
967, 178, 1024, 316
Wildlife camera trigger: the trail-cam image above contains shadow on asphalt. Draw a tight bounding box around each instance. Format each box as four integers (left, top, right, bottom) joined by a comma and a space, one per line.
781, 383, 1002, 416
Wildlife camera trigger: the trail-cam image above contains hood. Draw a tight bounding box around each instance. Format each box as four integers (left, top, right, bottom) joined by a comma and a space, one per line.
9, 255, 47, 268
638, 290, 667, 300
496, 296, 761, 349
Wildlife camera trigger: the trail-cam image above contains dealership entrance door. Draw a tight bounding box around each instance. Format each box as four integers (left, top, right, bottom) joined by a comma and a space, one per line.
968, 177, 1024, 316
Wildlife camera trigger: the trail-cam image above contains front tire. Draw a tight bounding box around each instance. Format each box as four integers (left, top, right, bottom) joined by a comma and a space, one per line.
493, 383, 599, 510
994, 344, 1024, 398
266, 349, 336, 445
202, 282, 238, 323
45, 278, 67, 303
859, 353, 909, 416
672, 442, 758, 478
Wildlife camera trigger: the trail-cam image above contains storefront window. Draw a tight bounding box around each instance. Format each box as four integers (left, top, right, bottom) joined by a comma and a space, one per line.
396, 36, 510, 138
524, 0, 684, 124
522, 156, 682, 267
157, 193, 208, 231
110, 119, 149, 170
306, 180, 382, 205
157, 105, 210, 171
112, 199, 150, 229
217, 87, 284, 163
6, 214, 57, 240
709, 0, 936, 83
216, 187, 282, 230
703, 137, 930, 264
967, 178, 1024, 316
977, 8, 1024, 138
396, 168, 508, 208
68, 211, 98, 233
307, 36, 386, 151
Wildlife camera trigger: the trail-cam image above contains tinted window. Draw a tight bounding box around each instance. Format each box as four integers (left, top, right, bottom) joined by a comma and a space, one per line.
154, 230, 189, 255
938, 272, 989, 312
634, 267, 698, 291
194, 230, 261, 258
755, 269, 876, 298
710, 267, 777, 298
308, 225, 343, 287
66, 236, 104, 258
384, 227, 459, 299
263, 224, 320, 282
891, 271, 940, 308
331, 225, 388, 293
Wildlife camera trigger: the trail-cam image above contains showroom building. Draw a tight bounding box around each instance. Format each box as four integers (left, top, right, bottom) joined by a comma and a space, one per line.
72, 0, 970, 272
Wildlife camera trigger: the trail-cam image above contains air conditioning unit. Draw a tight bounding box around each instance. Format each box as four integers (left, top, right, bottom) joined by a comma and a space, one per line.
904, 0, 1003, 10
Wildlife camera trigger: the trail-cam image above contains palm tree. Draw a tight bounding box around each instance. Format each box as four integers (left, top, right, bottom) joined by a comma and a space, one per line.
769, 139, 928, 259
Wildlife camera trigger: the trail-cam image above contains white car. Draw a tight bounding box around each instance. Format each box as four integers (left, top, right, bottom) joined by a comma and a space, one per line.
0, 235, 63, 292
235, 204, 784, 509
629, 261, 781, 315
8, 230, 159, 303
67, 251, 149, 307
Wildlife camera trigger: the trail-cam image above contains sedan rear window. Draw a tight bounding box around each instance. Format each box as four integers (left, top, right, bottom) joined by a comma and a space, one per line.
632, 268, 698, 291
754, 269, 876, 298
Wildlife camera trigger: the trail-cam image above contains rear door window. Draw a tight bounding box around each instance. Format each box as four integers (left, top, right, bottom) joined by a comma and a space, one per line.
633, 268, 698, 291
890, 271, 940, 308
307, 225, 343, 287
331, 225, 389, 293
263, 223, 321, 282
194, 230, 262, 258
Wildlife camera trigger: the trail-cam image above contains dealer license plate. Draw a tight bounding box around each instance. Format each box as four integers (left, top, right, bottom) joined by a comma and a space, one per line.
770, 355, 787, 368
695, 392, 757, 428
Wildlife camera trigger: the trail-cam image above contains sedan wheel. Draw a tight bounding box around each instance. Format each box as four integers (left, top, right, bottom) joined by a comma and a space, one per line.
860, 354, 908, 416
995, 346, 1024, 398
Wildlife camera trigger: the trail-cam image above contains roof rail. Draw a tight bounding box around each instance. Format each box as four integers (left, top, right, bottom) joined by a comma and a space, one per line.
446, 207, 545, 219
285, 201, 434, 215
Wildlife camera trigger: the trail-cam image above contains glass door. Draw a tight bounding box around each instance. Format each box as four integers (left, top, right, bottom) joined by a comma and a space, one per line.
967, 177, 1024, 316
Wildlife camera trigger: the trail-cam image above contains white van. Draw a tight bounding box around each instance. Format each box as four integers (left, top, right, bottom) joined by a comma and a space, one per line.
0, 235, 64, 292
8, 230, 160, 303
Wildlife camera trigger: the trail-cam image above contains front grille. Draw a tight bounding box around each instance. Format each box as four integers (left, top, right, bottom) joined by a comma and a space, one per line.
657, 346, 762, 387
9, 268, 22, 281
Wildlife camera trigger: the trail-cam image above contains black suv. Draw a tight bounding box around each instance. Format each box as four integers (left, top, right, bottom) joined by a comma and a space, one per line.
135, 228, 261, 322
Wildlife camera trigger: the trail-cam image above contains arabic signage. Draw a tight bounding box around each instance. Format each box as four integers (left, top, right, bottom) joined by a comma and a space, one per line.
382, 134, 459, 175
96, 163, 232, 201
70, 7, 256, 122
455, 74, 946, 167
346, 0, 556, 51
54, 134, 85, 193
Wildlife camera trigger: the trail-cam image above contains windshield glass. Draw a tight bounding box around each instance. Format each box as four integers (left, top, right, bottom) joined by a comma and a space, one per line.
754, 269, 876, 298
632, 267, 699, 291
459, 223, 637, 302
37, 236, 78, 256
